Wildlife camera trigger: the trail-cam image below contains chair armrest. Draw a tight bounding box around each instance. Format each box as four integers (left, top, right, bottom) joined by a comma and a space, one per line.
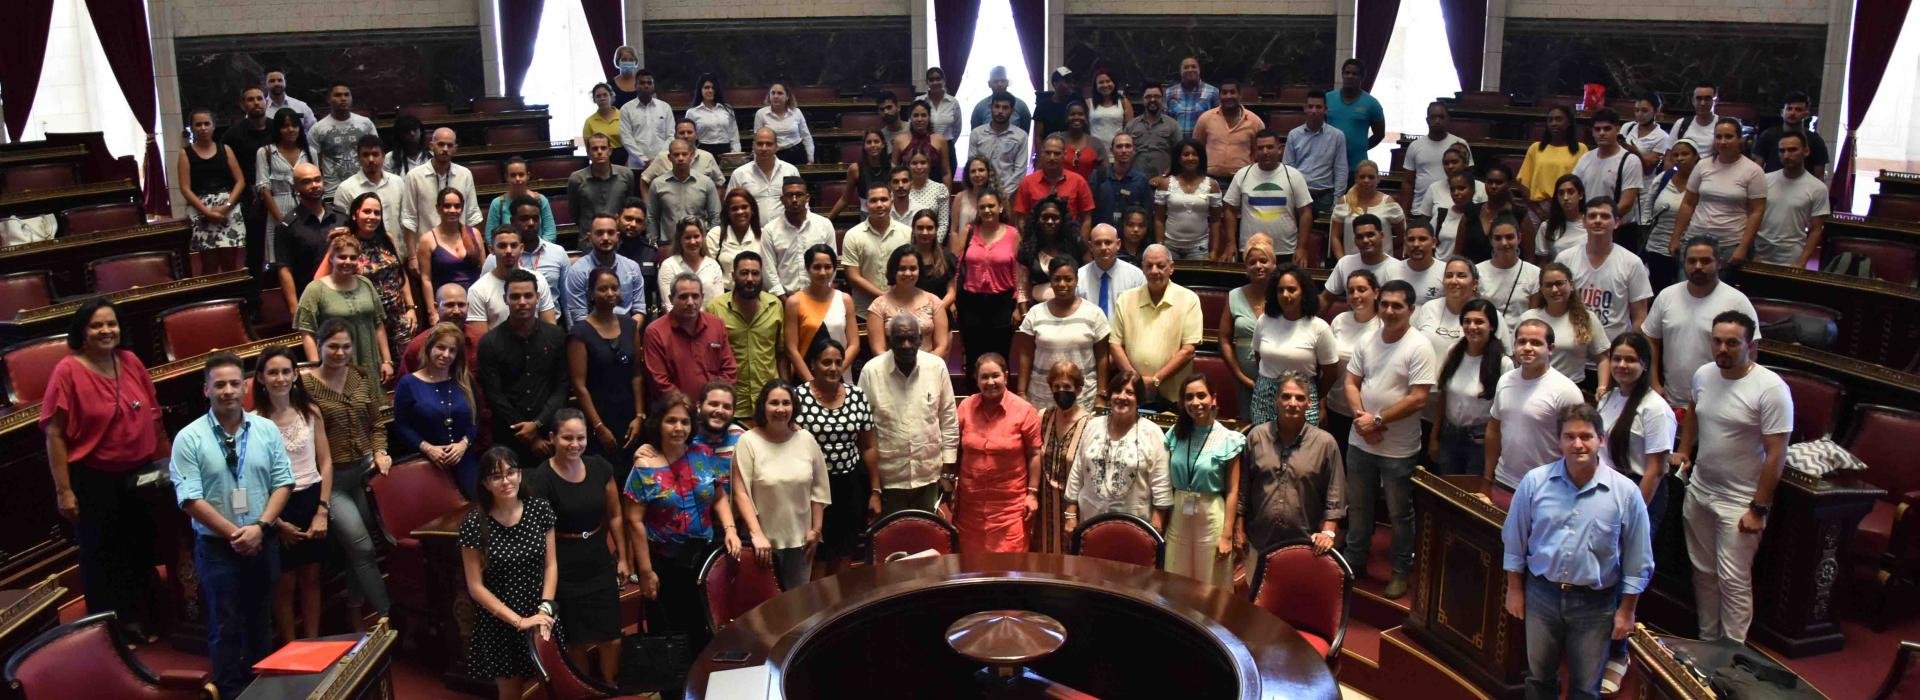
153, 668, 211, 692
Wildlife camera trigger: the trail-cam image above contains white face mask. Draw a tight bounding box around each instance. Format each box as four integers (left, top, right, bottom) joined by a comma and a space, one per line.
617, 60, 639, 73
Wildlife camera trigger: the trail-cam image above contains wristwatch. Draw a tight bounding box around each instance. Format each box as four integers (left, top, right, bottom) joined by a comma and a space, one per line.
1748, 501, 1772, 517
1319, 530, 1337, 540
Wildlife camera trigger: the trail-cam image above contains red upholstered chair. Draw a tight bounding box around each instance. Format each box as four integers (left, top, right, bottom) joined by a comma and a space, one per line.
2, 334, 69, 407
157, 298, 254, 361
59, 202, 145, 235
368, 458, 470, 633
1193, 287, 1228, 331
2, 163, 76, 193
1872, 640, 1920, 700
698, 547, 782, 632
1070, 512, 1164, 568
724, 87, 766, 108
866, 509, 959, 563
254, 284, 293, 338
836, 141, 865, 165
0, 270, 54, 321
548, 194, 574, 227
527, 627, 623, 699
1829, 237, 1919, 286
1765, 366, 1846, 442
529, 156, 588, 182
469, 161, 504, 187
470, 96, 525, 113
1870, 194, 1920, 221
818, 180, 850, 211
1448, 118, 1493, 139
88, 251, 176, 293
794, 85, 841, 103
1189, 354, 1243, 423
1751, 297, 1840, 328
4, 612, 212, 700
485, 124, 547, 146
1846, 404, 1920, 628
1266, 111, 1307, 137
397, 102, 451, 119
1250, 540, 1354, 664
839, 112, 885, 132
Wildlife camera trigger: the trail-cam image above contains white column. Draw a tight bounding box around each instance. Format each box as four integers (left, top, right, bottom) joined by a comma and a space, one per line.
151, 0, 185, 217
479, 0, 502, 96
1482, 0, 1506, 92
912, 0, 929, 91
1335, 0, 1355, 72
627, 0, 647, 66
1047, 0, 1065, 79
1818, 0, 1851, 154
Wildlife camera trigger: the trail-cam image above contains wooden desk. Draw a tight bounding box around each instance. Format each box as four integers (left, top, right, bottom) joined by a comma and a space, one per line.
688, 552, 1338, 699
1621, 625, 1826, 699
0, 220, 192, 298
1405, 471, 1526, 699
1823, 212, 1920, 248
1760, 339, 1920, 412
0, 179, 139, 219
453, 140, 577, 163
1876, 170, 1920, 198
237, 621, 398, 700
0, 133, 138, 184
0, 144, 88, 169
0, 270, 255, 363
1736, 262, 1920, 370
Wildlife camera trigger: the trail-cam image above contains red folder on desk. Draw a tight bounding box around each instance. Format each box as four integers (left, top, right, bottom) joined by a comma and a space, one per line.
252, 640, 356, 674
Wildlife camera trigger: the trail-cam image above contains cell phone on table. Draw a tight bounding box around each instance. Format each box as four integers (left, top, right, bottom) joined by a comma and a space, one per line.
710, 650, 752, 663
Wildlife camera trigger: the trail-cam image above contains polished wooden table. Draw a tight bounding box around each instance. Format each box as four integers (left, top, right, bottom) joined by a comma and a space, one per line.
686, 552, 1339, 700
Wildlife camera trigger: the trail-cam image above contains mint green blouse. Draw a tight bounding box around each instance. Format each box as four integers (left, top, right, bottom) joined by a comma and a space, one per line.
1166, 423, 1247, 494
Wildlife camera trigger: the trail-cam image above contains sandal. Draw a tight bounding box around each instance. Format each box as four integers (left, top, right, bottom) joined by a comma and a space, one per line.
1600, 654, 1630, 694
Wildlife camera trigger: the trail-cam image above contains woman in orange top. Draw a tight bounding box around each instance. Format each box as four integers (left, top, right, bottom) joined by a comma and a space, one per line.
782, 244, 860, 382
954, 353, 1043, 554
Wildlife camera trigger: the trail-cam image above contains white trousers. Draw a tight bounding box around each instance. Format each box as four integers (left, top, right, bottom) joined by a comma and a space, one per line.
1683, 489, 1764, 643
1165, 490, 1233, 587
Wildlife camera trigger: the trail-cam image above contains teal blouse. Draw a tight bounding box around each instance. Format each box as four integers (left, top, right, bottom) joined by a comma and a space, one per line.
1166, 423, 1247, 494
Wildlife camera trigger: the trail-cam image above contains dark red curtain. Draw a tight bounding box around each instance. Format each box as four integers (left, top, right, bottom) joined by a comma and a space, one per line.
1355, 0, 1401, 91
84, 0, 168, 215
933, 0, 981, 89
498, 0, 546, 97
1010, 0, 1046, 91
580, 0, 624, 82
0, 0, 56, 141
1438, 0, 1485, 92
1832, 0, 1913, 212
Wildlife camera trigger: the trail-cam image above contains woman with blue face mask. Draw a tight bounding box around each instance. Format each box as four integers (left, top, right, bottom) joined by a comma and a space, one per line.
608, 46, 642, 108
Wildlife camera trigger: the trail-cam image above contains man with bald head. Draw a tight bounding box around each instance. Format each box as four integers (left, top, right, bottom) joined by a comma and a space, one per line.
401, 284, 478, 374
858, 312, 959, 516
727, 128, 800, 224
1077, 223, 1146, 315
1108, 243, 1202, 406
400, 127, 482, 242
274, 162, 348, 314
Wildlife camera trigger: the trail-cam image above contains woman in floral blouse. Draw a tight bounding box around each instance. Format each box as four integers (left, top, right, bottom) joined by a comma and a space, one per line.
622, 390, 737, 651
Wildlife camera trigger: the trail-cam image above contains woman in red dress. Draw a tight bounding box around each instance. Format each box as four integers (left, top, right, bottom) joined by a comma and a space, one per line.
953, 353, 1043, 553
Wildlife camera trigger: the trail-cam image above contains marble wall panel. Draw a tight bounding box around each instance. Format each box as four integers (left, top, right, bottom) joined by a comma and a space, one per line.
1063, 15, 1338, 94
1501, 19, 1825, 107
642, 18, 913, 93
175, 28, 484, 123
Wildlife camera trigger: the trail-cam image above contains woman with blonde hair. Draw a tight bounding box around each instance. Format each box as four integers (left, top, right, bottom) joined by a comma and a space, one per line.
754, 82, 813, 165
395, 322, 479, 493
1330, 160, 1406, 259
295, 231, 393, 382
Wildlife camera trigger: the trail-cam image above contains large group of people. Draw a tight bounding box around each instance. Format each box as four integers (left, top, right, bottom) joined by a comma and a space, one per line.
46, 50, 1841, 700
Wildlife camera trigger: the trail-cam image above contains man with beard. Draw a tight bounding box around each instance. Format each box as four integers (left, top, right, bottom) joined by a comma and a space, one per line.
1641, 236, 1757, 408
706, 252, 784, 417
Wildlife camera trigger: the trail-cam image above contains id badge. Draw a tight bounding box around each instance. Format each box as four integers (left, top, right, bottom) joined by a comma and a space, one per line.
230, 488, 250, 515
1182, 496, 1198, 516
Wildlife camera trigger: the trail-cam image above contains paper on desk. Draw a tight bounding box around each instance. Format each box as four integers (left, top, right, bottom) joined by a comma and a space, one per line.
706, 664, 773, 699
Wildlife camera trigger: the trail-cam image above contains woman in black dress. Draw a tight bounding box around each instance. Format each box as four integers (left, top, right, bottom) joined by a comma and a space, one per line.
568, 267, 644, 464
460, 448, 558, 700
522, 409, 628, 686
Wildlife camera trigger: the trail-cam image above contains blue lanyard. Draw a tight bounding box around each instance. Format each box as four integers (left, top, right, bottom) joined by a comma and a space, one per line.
207, 412, 250, 483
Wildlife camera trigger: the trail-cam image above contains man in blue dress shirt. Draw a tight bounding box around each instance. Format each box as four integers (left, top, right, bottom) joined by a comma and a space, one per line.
1502, 403, 1653, 700
170, 353, 295, 697
564, 212, 648, 325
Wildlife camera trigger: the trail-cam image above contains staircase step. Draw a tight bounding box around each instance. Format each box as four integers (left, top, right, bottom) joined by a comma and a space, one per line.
1377, 627, 1493, 700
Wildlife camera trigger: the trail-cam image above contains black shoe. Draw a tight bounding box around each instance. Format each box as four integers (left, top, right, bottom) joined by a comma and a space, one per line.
1383, 575, 1409, 599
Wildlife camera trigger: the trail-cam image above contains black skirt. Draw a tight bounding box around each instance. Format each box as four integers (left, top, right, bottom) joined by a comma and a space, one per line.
554, 530, 621, 644
820, 469, 871, 559
278, 485, 326, 568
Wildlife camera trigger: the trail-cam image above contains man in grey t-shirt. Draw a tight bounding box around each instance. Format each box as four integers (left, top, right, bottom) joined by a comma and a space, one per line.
1755, 132, 1829, 268
307, 83, 377, 198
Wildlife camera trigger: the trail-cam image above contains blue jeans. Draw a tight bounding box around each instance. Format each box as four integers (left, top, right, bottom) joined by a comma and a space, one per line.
196, 535, 280, 698
1525, 576, 1620, 700
329, 459, 391, 614
1341, 449, 1417, 577
1436, 423, 1487, 476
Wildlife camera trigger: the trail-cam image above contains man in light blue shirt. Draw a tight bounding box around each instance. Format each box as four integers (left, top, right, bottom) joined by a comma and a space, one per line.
170, 353, 294, 697
1076, 224, 1147, 315
1502, 403, 1652, 700
1282, 92, 1349, 219
1164, 57, 1219, 138
1326, 59, 1387, 183
564, 213, 647, 325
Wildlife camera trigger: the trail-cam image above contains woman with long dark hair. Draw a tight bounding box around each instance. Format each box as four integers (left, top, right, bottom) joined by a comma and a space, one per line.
1249, 263, 1337, 427
1163, 375, 1244, 587
1533, 174, 1588, 262
568, 268, 644, 463
1427, 299, 1510, 475
1155, 139, 1222, 261
521, 408, 626, 686
415, 187, 485, 304
1670, 118, 1768, 265
303, 318, 393, 625
685, 74, 741, 158
1516, 105, 1587, 207
732, 381, 831, 588
867, 241, 949, 359
828, 129, 892, 220
1594, 331, 1674, 691
948, 156, 999, 247
901, 148, 951, 235
1085, 68, 1132, 146
460, 448, 557, 700
335, 192, 417, 358
1117, 206, 1156, 266
707, 188, 773, 289
893, 100, 951, 186
256, 108, 313, 231
253, 347, 331, 644
386, 114, 432, 176
624, 391, 737, 654
1644, 138, 1701, 290
909, 209, 960, 317
1324, 270, 1382, 457
1018, 196, 1088, 302
793, 338, 875, 575
955, 191, 1026, 369
1412, 256, 1488, 362
785, 244, 860, 381
40, 299, 166, 640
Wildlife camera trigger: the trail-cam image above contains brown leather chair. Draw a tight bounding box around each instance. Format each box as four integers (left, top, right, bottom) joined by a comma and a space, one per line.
1189, 353, 1244, 423
2, 163, 76, 193
254, 284, 294, 338
0, 270, 54, 321
1071, 512, 1164, 568
397, 102, 451, 120
548, 194, 574, 227
2, 334, 69, 406
469, 161, 504, 187
88, 251, 176, 293
1846, 404, 1920, 629
839, 112, 885, 132
59, 202, 145, 236
1766, 365, 1847, 443
866, 509, 959, 563
471, 96, 526, 113
698, 547, 782, 632
485, 124, 547, 146
1250, 540, 1353, 665
368, 458, 470, 640
157, 298, 254, 361
1829, 236, 1919, 285
4, 612, 213, 700
529, 156, 588, 182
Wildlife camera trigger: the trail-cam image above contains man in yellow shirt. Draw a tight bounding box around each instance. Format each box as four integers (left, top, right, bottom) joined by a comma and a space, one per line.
1108, 244, 1202, 406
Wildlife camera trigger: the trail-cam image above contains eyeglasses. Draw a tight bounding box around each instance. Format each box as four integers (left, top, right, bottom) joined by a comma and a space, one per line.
220, 434, 239, 472
485, 467, 523, 483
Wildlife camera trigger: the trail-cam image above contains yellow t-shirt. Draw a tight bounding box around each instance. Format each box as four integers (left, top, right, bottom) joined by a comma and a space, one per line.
1518, 142, 1589, 201
582, 111, 622, 150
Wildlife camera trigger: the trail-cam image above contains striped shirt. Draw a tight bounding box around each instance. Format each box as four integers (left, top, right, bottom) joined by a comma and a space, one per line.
301, 366, 387, 466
